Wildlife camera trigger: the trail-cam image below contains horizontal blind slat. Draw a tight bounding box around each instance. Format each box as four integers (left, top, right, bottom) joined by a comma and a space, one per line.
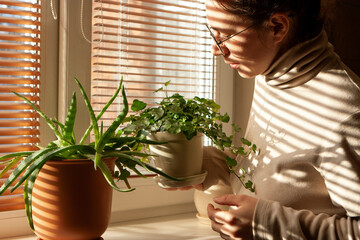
0, 69, 40, 77
0, 43, 41, 51
94, 11, 204, 26
0, 136, 39, 144
96, 71, 208, 80
0, 188, 24, 197
0, 202, 25, 212
0, 51, 40, 60
92, 56, 212, 66
0, 104, 39, 111
0, 7, 41, 18
93, 32, 204, 45
0, 193, 24, 203
92, 26, 206, 39
0, 86, 40, 93
0, 0, 41, 212
0, 128, 39, 135
93, 65, 211, 74
94, 0, 206, 11
93, 42, 209, 53
0, 25, 41, 34
0, 0, 41, 9
0, 77, 40, 85
0, 33, 40, 43
0, 16, 41, 26
93, 49, 210, 59
0, 120, 40, 127
93, 5, 202, 18
93, 18, 205, 32
0, 145, 39, 153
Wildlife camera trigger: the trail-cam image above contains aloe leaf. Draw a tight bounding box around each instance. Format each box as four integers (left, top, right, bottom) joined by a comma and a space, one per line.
114, 162, 132, 189
105, 152, 181, 181
102, 152, 147, 168
24, 163, 44, 230
128, 166, 146, 178
96, 86, 128, 167
12, 91, 63, 142
0, 151, 32, 162
51, 119, 65, 134
111, 151, 152, 158
63, 92, 77, 144
12, 145, 95, 192
79, 77, 123, 144
86, 155, 135, 192
142, 162, 183, 181
0, 156, 22, 178
74, 78, 100, 144
0, 148, 55, 195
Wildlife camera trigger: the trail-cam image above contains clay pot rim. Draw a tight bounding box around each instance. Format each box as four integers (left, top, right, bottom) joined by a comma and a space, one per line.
46, 157, 115, 164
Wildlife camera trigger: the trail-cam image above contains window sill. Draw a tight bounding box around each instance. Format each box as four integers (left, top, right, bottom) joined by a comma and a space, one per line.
7, 212, 218, 240
0, 177, 197, 238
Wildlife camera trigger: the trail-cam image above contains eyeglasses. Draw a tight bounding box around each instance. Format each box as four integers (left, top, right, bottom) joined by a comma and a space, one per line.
205, 23, 253, 56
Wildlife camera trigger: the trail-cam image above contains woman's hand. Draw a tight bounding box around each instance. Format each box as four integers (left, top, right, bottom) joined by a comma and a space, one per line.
207, 194, 258, 240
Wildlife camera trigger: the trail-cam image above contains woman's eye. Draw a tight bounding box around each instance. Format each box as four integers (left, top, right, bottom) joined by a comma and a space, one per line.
219, 32, 233, 40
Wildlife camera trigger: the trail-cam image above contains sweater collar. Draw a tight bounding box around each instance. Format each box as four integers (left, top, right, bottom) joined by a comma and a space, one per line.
261, 30, 334, 89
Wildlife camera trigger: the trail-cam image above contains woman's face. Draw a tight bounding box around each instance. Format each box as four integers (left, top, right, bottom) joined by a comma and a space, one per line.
205, 0, 280, 78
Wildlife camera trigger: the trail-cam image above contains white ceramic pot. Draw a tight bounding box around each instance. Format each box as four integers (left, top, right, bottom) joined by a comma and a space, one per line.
194, 182, 232, 225
148, 132, 207, 188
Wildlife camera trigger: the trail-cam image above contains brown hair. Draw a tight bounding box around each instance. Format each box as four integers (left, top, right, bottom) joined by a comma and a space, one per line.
212, 0, 325, 43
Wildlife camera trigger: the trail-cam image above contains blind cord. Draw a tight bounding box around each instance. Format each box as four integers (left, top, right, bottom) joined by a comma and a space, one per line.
80, 0, 104, 44
50, 0, 57, 20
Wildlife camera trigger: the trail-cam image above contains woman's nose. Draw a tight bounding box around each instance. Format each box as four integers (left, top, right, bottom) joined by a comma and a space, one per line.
211, 43, 223, 56
210, 31, 229, 56
211, 31, 223, 56
211, 42, 229, 56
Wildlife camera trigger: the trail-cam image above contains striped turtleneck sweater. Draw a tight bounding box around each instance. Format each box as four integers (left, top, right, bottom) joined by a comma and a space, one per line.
228, 30, 360, 239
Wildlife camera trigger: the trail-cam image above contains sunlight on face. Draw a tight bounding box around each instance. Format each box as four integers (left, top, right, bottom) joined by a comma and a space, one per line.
205, 0, 279, 78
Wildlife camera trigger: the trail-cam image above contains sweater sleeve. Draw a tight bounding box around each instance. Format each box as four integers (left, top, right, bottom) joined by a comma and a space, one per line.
253, 199, 360, 240
253, 112, 360, 240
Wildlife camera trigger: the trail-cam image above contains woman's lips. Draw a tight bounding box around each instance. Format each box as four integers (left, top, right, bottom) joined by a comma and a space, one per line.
230, 63, 239, 69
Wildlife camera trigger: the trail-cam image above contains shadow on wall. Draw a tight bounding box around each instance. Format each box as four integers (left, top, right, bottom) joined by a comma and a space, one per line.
325, 0, 360, 76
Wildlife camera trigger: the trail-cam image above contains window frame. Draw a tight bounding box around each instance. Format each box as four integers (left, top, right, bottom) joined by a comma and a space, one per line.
0, 0, 235, 238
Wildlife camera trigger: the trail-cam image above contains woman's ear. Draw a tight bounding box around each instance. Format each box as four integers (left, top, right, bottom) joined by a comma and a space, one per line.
267, 13, 290, 44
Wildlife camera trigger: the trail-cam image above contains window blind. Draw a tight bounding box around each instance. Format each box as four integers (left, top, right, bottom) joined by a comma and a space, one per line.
0, 0, 41, 212
90, 0, 215, 129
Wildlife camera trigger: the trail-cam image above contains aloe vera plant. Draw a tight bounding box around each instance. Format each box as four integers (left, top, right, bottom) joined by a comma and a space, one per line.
0, 77, 177, 230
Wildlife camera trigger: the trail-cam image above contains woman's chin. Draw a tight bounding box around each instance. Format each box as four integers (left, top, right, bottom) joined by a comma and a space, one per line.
236, 69, 256, 79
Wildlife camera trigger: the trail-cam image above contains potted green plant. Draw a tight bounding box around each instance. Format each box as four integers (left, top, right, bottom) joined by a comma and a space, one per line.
123, 81, 257, 192
0, 77, 177, 240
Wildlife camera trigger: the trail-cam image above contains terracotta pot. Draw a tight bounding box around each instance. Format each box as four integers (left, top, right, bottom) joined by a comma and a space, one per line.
148, 132, 207, 188
32, 158, 115, 240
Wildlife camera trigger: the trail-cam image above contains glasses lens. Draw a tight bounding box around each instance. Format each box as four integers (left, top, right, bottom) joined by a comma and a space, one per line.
206, 24, 225, 56
214, 40, 225, 56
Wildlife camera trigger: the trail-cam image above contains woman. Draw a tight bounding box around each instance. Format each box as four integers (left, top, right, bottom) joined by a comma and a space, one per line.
203, 0, 360, 239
